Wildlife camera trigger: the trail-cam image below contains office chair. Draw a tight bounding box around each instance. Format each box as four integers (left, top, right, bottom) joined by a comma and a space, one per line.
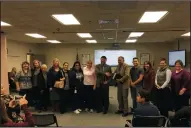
167, 117, 191, 127
32, 114, 59, 127
125, 115, 168, 127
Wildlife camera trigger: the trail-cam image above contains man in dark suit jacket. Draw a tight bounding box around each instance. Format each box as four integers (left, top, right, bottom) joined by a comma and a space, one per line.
134, 89, 160, 116
95, 56, 112, 114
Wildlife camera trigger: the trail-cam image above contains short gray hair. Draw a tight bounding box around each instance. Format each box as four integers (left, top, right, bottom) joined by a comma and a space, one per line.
41, 64, 47, 69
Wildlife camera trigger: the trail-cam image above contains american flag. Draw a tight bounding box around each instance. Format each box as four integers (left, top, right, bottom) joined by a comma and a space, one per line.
76, 48, 79, 61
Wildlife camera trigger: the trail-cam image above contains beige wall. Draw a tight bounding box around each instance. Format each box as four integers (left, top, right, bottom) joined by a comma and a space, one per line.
6, 41, 190, 71
7, 40, 41, 72
38, 43, 176, 70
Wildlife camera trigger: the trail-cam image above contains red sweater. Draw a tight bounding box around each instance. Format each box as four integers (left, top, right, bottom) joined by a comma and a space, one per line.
143, 69, 156, 92
3, 105, 35, 127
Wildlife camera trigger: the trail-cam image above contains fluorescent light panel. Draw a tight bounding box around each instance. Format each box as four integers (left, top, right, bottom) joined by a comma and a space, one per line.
139, 11, 168, 23
47, 40, 61, 43
25, 33, 46, 38
108, 38, 114, 39
86, 40, 97, 43
181, 32, 190, 36
52, 14, 80, 25
1, 21, 11, 26
77, 33, 92, 38
128, 32, 144, 38
125, 39, 137, 43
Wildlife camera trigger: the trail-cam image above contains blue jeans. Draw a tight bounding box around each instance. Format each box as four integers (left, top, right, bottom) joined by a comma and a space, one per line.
130, 85, 142, 109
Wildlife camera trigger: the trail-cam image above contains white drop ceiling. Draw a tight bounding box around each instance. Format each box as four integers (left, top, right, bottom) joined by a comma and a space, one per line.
1, 1, 190, 44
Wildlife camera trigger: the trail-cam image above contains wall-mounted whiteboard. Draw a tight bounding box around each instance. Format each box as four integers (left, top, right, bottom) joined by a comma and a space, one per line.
95, 50, 137, 66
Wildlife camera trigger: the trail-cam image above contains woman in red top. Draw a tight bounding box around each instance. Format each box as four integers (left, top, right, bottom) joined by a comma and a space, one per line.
143, 61, 155, 92
143, 61, 156, 104
0, 97, 34, 127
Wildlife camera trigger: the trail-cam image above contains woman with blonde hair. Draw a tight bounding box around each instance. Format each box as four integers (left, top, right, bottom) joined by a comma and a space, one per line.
83, 60, 96, 113
31, 60, 41, 111
47, 58, 62, 112
8, 67, 17, 91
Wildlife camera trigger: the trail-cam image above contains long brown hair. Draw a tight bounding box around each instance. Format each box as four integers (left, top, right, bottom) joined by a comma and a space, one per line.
0, 99, 12, 124
144, 61, 153, 72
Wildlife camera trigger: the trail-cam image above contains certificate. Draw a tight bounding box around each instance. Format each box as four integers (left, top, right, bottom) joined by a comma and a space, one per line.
140, 53, 150, 65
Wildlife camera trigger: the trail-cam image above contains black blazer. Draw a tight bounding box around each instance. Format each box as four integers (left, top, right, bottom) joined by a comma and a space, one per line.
70, 69, 84, 90
37, 70, 47, 90
47, 67, 63, 88
62, 70, 73, 90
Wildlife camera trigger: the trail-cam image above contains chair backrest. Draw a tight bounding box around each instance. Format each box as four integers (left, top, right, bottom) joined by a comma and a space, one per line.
132, 115, 167, 127
32, 114, 58, 127
170, 118, 190, 127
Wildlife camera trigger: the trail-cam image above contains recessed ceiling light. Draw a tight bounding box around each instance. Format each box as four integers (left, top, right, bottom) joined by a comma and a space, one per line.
125, 39, 137, 43
77, 33, 92, 38
52, 14, 80, 25
47, 40, 61, 43
86, 40, 97, 43
25, 33, 46, 38
139, 11, 168, 23
181, 32, 190, 36
128, 32, 144, 38
1, 21, 11, 26
108, 38, 114, 39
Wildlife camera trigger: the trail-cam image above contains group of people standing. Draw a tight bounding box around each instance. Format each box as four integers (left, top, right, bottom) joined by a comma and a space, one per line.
125, 57, 190, 117
8, 57, 112, 114
8, 56, 190, 118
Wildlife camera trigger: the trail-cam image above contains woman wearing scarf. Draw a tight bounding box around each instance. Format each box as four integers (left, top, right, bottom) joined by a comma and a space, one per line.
155, 58, 172, 117
47, 58, 62, 112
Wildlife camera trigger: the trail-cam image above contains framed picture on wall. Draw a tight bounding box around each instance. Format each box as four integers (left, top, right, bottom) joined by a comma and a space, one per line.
81, 54, 90, 66
140, 53, 150, 65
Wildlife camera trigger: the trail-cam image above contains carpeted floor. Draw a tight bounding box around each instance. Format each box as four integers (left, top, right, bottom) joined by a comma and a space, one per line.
31, 86, 133, 126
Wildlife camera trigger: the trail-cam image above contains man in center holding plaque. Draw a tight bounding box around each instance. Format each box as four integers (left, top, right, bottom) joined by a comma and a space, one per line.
95, 56, 112, 114
114, 56, 131, 117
